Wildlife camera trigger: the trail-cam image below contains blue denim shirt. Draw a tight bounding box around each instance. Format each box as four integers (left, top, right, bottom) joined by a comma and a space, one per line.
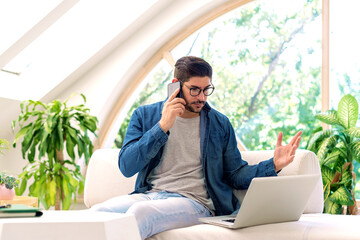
118, 100, 277, 215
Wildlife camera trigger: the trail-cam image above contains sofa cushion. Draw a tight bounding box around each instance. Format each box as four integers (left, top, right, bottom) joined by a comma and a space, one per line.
147, 214, 360, 240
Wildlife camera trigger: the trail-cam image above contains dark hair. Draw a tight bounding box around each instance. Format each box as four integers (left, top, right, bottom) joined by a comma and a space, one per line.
174, 56, 212, 82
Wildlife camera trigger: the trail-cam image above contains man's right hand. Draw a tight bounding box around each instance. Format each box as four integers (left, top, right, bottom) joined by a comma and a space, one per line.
159, 88, 186, 132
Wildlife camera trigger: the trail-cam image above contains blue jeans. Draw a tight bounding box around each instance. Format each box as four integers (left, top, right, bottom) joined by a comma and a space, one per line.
91, 191, 211, 239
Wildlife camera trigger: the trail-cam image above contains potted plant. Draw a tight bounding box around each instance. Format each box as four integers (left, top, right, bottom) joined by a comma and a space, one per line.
12, 94, 98, 210
0, 171, 19, 200
306, 94, 360, 215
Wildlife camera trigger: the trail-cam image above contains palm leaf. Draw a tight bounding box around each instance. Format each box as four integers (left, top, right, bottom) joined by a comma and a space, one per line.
337, 94, 359, 129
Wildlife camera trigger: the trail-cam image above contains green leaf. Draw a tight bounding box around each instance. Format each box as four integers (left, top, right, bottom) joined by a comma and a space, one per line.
350, 141, 360, 164
340, 168, 353, 188
337, 94, 359, 129
65, 134, 76, 160
27, 143, 36, 163
15, 178, 28, 195
321, 149, 341, 167
306, 129, 333, 153
49, 179, 57, 206
61, 178, 72, 210
317, 136, 336, 161
54, 162, 61, 173
324, 198, 342, 214
12, 93, 98, 210
329, 185, 354, 206
44, 115, 54, 133
323, 182, 331, 202
346, 127, 360, 138
321, 166, 335, 185
316, 110, 340, 126
57, 121, 64, 151
30, 178, 42, 197
14, 124, 33, 143
78, 179, 84, 194
21, 127, 35, 158
80, 93, 86, 103
334, 157, 346, 174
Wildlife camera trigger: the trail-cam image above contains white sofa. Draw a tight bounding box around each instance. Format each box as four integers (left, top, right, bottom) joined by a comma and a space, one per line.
84, 149, 360, 240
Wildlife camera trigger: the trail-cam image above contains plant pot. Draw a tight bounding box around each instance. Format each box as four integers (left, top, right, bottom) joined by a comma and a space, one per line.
0, 184, 15, 200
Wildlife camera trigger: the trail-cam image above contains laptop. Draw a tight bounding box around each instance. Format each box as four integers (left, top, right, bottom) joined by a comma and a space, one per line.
199, 174, 320, 229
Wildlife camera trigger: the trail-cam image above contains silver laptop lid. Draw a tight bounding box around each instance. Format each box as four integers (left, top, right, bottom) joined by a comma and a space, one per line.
233, 174, 320, 228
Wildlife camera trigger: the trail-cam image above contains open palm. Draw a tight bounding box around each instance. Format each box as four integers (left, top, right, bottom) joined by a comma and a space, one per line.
273, 131, 302, 172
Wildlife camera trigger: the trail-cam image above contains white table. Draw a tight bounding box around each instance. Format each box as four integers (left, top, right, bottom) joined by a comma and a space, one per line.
0, 210, 141, 240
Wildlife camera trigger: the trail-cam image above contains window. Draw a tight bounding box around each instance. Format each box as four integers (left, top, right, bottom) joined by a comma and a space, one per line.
114, 59, 173, 148
115, 0, 322, 151
329, 0, 360, 198
329, 0, 360, 106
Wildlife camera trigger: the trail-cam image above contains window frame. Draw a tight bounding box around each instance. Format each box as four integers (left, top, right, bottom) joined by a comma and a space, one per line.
98, 0, 331, 150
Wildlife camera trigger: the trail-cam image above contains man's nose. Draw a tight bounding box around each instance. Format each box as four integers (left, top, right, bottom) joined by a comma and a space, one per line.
197, 91, 206, 101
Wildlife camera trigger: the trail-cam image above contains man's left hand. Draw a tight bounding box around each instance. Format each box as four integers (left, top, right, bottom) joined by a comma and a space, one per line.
273, 131, 302, 172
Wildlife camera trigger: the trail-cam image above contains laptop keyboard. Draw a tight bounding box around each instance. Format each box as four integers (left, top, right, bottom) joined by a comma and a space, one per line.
222, 219, 235, 223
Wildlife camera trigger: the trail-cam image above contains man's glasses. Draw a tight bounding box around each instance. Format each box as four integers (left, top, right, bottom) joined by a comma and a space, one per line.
183, 84, 215, 97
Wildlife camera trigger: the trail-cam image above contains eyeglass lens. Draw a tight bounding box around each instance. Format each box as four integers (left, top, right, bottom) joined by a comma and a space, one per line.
190, 87, 214, 96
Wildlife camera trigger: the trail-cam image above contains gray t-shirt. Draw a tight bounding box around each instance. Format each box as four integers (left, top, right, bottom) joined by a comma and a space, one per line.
148, 116, 215, 214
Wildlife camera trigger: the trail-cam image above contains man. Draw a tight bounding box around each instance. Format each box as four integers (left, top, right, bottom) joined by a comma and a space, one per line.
92, 56, 302, 239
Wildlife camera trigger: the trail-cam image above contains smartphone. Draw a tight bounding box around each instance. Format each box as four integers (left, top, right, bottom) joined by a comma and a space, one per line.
167, 82, 182, 98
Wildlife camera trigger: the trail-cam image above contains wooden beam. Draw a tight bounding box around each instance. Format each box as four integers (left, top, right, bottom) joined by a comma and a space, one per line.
0, 0, 79, 70
322, 0, 330, 130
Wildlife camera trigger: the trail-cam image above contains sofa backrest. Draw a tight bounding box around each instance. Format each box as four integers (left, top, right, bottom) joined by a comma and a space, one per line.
84, 149, 323, 213
84, 148, 137, 208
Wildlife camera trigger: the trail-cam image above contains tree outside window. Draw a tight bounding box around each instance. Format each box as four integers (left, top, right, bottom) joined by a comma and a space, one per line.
114, 0, 322, 152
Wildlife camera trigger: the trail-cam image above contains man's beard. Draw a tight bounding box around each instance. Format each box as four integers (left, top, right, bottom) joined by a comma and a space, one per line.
185, 100, 205, 113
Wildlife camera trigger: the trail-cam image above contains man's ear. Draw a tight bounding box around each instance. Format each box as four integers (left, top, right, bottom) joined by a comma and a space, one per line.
172, 78, 179, 83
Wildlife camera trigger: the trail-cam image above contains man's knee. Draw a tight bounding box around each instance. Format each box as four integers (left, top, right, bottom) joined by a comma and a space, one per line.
127, 201, 154, 218
90, 202, 115, 212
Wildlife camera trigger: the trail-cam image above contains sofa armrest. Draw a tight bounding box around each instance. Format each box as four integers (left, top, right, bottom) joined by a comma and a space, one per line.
84, 148, 136, 208
236, 149, 323, 213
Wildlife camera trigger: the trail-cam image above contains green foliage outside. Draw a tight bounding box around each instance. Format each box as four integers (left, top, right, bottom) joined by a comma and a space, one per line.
114, 65, 174, 148
115, 0, 322, 151
306, 94, 360, 214
202, 0, 321, 150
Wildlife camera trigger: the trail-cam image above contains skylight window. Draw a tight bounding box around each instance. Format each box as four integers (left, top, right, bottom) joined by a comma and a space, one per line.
0, 0, 61, 57
0, 0, 158, 100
